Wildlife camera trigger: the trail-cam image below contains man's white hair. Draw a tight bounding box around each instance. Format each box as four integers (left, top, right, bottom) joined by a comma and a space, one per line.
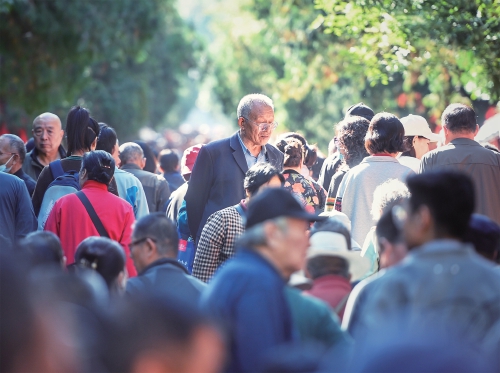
371, 179, 410, 221
236, 94, 274, 119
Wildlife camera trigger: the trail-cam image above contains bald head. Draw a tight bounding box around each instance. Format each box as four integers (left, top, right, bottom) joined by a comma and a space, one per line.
119, 142, 145, 168
33, 113, 62, 129
32, 112, 64, 159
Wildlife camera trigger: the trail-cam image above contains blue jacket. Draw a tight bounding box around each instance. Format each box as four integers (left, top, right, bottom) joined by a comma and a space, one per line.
126, 258, 206, 305
201, 248, 296, 373
185, 132, 283, 241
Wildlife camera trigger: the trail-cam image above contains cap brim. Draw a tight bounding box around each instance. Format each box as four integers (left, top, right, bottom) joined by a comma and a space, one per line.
427, 133, 441, 143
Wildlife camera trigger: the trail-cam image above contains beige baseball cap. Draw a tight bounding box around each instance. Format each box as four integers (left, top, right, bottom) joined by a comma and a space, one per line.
400, 115, 441, 142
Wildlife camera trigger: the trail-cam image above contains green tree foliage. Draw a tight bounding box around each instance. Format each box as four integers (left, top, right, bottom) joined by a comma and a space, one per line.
207, 0, 405, 149
0, 0, 200, 136
206, 0, 498, 150
314, 0, 500, 104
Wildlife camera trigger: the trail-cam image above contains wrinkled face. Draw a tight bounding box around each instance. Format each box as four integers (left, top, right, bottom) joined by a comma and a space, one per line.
33, 117, 64, 156
268, 218, 310, 278
239, 103, 275, 147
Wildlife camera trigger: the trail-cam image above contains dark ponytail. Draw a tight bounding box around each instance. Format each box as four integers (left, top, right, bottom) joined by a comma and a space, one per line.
66, 106, 100, 155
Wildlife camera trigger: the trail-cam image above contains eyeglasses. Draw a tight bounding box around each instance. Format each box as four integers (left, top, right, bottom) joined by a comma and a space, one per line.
0, 152, 16, 157
241, 117, 278, 131
130, 237, 156, 247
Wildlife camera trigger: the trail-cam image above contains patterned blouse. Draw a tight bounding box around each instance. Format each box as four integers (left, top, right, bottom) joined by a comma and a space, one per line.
282, 169, 327, 214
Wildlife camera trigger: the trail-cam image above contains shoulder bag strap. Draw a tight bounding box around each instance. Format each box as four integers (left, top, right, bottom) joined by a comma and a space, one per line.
334, 292, 351, 315
76, 191, 110, 238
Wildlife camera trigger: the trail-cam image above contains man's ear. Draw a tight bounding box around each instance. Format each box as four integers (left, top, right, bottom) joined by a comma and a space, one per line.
141, 157, 147, 169
145, 238, 156, 257
263, 222, 282, 249
474, 123, 479, 136
237, 117, 245, 130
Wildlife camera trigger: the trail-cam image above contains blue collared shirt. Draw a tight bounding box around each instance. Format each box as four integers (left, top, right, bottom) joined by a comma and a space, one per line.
237, 132, 267, 169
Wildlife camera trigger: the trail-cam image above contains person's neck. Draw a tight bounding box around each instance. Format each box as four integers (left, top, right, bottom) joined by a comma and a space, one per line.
70, 149, 86, 157
445, 131, 475, 144
254, 247, 289, 279
37, 150, 61, 166
285, 166, 302, 173
371, 152, 398, 158
10, 165, 22, 175
240, 132, 262, 156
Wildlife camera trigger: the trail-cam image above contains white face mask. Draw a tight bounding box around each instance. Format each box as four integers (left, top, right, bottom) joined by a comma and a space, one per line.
0, 155, 14, 173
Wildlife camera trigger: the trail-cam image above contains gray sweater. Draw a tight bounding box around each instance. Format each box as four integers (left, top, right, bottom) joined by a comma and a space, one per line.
335, 156, 413, 244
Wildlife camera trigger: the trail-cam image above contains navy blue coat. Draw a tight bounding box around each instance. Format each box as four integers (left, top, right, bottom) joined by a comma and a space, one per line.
185, 132, 284, 241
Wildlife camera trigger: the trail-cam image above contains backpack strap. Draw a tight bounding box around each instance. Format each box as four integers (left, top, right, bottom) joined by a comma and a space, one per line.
49, 160, 65, 180
76, 191, 109, 238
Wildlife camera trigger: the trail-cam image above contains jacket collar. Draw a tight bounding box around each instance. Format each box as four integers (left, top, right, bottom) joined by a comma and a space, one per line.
82, 180, 108, 190
140, 257, 189, 275
361, 155, 400, 164
120, 163, 142, 170
230, 131, 249, 174
449, 138, 480, 147
410, 239, 475, 258
30, 145, 67, 166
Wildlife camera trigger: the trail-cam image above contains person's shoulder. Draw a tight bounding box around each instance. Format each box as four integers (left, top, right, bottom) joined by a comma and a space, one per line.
60, 158, 81, 171
212, 251, 277, 286
204, 134, 233, 151
288, 287, 332, 315
213, 205, 241, 219
0, 172, 25, 190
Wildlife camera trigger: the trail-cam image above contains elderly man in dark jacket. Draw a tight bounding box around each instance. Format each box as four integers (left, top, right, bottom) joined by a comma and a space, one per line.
126, 213, 205, 304
185, 94, 284, 243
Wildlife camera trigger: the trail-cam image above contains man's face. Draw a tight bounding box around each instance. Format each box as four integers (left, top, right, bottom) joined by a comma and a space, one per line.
33, 117, 64, 156
0, 139, 16, 172
129, 235, 152, 273
267, 218, 310, 278
239, 103, 276, 147
402, 203, 432, 250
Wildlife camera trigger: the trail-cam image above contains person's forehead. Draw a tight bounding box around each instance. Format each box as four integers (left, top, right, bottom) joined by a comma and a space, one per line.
249, 103, 274, 119
285, 217, 310, 227
33, 118, 60, 130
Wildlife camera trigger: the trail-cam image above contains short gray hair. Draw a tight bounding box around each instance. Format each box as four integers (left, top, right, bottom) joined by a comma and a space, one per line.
236, 217, 288, 249
0, 134, 26, 162
236, 94, 274, 120
371, 179, 410, 221
119, 142, 144, 164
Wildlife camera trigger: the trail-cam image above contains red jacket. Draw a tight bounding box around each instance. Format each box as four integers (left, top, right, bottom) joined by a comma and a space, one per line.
45, 180, 137, 277
304, 274, 352, 320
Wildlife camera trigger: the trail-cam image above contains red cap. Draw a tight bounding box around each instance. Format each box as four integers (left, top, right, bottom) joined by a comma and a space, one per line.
181, 144, 204, 177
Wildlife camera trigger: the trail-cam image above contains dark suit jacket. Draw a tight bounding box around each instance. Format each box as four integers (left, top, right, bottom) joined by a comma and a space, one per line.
185, 132, 284, 241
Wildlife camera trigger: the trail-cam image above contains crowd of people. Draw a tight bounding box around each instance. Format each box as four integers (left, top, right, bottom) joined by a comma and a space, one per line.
1, 93, 500, 373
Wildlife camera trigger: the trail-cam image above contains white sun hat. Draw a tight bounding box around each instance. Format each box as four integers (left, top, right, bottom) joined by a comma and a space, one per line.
400, 114, 441, 142
307, 231, 371, 281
